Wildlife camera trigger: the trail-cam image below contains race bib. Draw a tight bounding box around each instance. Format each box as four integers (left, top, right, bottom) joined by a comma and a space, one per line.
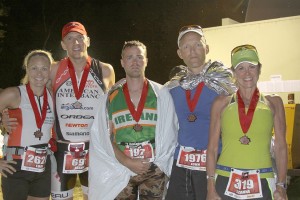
21, 146, 47, 172
123, 141, 154, 162
62, 143, 89, 174
176, 146, 206, 171
225, 169, 263, 199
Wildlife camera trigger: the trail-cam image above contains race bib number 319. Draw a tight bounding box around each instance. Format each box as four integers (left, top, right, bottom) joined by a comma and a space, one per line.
225, 169, 262, 199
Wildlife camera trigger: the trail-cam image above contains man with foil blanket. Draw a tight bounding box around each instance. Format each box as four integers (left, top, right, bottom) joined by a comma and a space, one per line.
88, 40, 178, 200
166, 25, 236, 200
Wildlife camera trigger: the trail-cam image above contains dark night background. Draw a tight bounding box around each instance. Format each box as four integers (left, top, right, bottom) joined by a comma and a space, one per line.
1, 0, 300, 198
0, 0, 299, 88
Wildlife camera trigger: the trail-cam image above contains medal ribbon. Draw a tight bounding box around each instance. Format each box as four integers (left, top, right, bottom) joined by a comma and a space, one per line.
185, 82, 205, 112
26, 84, 48, 129
123, 80, 149, 123
237, 88, 259, 133
67, 57, 91, 100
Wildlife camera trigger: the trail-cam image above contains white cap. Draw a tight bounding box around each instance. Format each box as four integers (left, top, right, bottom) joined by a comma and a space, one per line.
178, 25, 204, 47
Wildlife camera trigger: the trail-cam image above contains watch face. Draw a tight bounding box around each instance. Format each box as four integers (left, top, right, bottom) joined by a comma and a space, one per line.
276, 183, 287, 189
206, 175, 215, 179
283, 184, 287, 189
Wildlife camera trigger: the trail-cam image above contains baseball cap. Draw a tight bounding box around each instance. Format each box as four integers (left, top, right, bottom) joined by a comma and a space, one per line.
231, 44, 260, 68
177, 25, 204, 47
61, 22, 87, 39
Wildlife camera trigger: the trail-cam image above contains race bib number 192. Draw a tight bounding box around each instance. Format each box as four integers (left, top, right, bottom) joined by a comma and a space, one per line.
123, 141, 154, 162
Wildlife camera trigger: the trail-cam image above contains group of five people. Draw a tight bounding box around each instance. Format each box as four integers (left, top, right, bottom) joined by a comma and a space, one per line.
0, 21, 287, 200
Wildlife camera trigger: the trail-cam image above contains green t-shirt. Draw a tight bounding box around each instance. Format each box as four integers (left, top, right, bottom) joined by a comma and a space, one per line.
108, 84, 157, 151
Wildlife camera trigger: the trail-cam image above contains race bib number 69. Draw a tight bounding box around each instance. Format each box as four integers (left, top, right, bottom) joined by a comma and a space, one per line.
62, 142, 89, 174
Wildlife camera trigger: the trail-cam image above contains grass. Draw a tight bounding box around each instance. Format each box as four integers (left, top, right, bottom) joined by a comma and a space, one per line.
73, 178, 84, 199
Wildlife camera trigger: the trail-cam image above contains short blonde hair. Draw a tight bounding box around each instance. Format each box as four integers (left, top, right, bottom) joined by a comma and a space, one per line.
21, 50, 54, 84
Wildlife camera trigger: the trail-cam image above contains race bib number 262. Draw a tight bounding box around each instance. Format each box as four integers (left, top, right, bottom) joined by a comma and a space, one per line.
21, 146, 47, 173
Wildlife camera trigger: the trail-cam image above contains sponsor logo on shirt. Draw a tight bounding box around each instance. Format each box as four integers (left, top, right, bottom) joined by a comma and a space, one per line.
61, 101, 93, 111
65, 123, 88, 128
60, 115, 95, 119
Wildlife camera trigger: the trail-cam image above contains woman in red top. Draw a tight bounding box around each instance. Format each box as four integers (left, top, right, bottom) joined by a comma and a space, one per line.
0, 49, 54, 200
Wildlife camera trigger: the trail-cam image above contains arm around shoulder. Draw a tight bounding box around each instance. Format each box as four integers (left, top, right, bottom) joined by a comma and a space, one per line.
101, 62, 115, 90
49, 62, 60, 90
0, 87, 21, 111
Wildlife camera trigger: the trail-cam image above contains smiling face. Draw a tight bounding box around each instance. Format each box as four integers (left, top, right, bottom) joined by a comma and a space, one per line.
233, 62, 261, 89
121, 45, 148, 79
177, 32, 209, 74
26, 55, 51, 88
61, 32, 90, 60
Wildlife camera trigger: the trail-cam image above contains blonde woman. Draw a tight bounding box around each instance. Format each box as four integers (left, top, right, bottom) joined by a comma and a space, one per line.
0, 50, 54, 200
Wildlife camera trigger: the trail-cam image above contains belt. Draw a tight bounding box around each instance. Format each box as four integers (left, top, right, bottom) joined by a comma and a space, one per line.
5, 144, 49, 161
216, 164, 273, 173
6, 146, 25, 156
57, 141, 89, 152
117, 139, 155, 146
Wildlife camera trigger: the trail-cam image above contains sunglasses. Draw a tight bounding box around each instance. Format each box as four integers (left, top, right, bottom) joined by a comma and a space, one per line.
179, 25, 203, 33
231, 44, 257, 56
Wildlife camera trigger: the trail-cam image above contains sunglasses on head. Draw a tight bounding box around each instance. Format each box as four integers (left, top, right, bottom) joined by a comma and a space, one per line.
179, 25, 203, 33
231, 44, 257, 56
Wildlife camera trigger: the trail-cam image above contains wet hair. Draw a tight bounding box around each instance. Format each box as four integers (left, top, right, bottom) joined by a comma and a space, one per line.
230, 62, 262, 74
121, 40, 147, 58
21, 50, 54, 84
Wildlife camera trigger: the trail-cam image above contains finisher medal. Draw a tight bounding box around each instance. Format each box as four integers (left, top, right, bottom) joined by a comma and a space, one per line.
26, 84, 48, 141
185, 82, 205, 122
34, 130, 43, 140
187, 114, 197, 122
67, 57, 91, 100
123, 80, 149, 132
237, 88, 259, 145
239, 135, 251, 145
133, 124, 143, 132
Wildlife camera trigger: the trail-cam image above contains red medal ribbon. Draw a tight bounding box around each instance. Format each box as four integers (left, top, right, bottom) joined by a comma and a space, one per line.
67, 57, 91, 100
237, 88, 259, 133
123, 80, 149, 123
26, 84, 48, 129
185, 82, 205, 112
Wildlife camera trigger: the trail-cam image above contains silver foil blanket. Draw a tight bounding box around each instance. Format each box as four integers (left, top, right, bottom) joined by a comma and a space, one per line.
169, 61, 237, 95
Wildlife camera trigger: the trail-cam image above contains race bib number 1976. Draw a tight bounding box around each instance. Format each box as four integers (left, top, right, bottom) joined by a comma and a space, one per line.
176, 146, 206, 171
